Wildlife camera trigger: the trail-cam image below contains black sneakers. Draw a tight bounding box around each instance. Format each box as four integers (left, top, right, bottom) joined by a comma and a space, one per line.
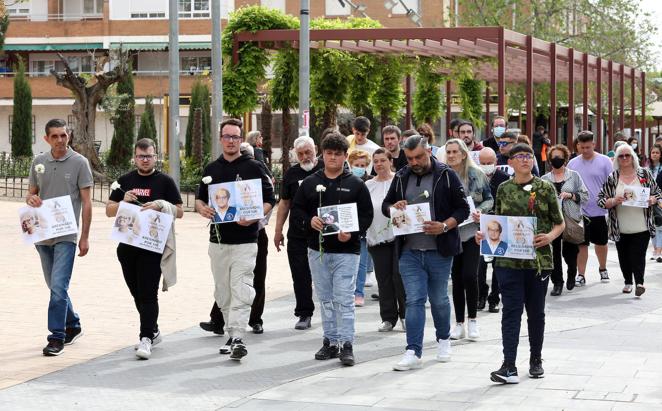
229, 338, 247, 361
64, 327, 83, 345
477, 296, 487, 310
219, 337, 233, 354
490, 362, 519, 384
295, 316, 312, 330
339, 342, 355, 366
314, 338, 339, 360
43, 340, 65, 356
488, 303, 500, 313
529, 357, 545, 378
199, 321, 224, 335
550, 284, 563, 296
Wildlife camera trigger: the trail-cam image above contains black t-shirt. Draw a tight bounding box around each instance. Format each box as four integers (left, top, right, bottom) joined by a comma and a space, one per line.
281, 161, 324, 239
553, 181, 564, 195
109, 170, 183, 205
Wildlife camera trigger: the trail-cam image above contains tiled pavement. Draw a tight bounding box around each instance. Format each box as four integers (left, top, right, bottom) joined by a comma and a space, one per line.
2, 199, 662, 410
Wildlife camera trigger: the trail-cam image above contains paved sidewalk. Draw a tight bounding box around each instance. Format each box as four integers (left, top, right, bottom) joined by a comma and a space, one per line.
2, 195, 662, 410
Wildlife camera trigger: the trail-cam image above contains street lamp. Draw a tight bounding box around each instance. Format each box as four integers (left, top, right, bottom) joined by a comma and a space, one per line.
383, 0, 422, 27
338, 0, 369, 18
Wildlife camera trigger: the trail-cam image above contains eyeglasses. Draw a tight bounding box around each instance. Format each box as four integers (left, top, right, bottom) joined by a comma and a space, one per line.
511, 154, 534, 162
617, 154, 632, 159
497, 140, 514, 148
135, 154, 156, 161
222, 134, 243, 141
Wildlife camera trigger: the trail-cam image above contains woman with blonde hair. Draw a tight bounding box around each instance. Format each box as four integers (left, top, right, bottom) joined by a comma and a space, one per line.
598, 144, 662, 296
444, 138, 493, 341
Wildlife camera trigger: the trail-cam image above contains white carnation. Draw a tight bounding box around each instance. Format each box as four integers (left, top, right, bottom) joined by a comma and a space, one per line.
202, 176, 213, 184
34, 164, 45, 174
110, 181, 122, 191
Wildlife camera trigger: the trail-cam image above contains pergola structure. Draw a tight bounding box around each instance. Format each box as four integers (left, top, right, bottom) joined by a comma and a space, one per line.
232, 27, 648, 153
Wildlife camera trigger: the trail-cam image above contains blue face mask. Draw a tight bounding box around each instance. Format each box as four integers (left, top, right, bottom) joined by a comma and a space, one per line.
493, 126, 506, 138
351, 167, 366, 178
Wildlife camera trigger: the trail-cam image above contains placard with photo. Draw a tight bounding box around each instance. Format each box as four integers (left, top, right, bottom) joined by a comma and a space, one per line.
208, 179, 264, 223
622, 185, 650, 208
110, 202, 173, 254
390, 203, 432, 236
19, 195, 79, 244
318, 203, 359, 236
480, 215, 537, 260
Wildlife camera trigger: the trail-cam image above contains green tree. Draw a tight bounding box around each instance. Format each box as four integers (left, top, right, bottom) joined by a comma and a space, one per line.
370, 56, 407, 128
11, 59, 33, 158
106, 67, 135, 168
0, 14, 8, 52
221, 6, 298, 118
269, 47, 298, 172
184, 79, 210, 158
137, 96, 157, 149
413, 57, 446, 125
459, 78, 485, 129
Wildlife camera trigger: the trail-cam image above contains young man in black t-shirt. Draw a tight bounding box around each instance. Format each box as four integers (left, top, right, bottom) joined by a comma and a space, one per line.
196, 118, 276, 361
107, 138, 183, 360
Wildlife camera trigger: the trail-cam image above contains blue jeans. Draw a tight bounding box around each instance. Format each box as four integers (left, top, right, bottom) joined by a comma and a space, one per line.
308, 249, 360, 344
399, 249, 453, 358
36, 242, 81, 342
355, 239, 369, 297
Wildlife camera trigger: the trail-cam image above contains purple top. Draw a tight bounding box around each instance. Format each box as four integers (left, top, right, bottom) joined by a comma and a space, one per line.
567, 153, 613, 217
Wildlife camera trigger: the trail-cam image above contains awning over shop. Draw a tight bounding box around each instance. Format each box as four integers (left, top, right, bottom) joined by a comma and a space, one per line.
110, 42, 211, 51
4, 43, 104, 51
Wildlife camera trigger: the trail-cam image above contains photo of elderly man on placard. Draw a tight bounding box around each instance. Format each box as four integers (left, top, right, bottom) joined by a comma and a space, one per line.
211, 186, 237, 223
481, 219, 508, 256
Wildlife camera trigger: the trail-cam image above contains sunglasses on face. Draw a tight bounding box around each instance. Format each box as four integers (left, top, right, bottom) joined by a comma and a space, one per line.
497, 141, 514, 148
618, 154, 632, 159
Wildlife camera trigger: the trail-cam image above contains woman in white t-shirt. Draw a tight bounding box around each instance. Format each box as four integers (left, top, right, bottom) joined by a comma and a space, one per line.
366, 148, 406, 332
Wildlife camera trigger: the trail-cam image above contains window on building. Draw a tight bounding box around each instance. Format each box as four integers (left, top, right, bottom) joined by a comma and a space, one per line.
83, 0, 104, 15
9, 115, 36, 144
325, 0, 350, 16
31, 56, 93, 76
391, 0, 419, 14
181, 56, 212, 73
130, 12, 166, 18
261, 0, 286, 13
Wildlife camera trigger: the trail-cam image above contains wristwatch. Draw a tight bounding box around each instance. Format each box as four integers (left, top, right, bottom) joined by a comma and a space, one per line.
441, 223, 449, 233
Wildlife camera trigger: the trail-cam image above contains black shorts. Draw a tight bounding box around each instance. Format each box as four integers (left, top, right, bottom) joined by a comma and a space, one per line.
582, 216, 609, 246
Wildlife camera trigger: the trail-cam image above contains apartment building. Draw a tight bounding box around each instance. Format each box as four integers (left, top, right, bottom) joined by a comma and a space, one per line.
0, 0, 455, 155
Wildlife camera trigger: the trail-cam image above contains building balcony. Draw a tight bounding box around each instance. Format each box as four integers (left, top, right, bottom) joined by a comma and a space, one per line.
0, 72, 202, 99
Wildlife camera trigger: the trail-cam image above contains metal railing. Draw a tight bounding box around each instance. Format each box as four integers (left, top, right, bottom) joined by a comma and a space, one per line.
8, 13, 103, 22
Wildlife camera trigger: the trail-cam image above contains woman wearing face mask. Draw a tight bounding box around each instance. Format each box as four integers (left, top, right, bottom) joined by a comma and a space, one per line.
445, 139, 493, 341
348, 150, 373, 306
541, 145, 589, 296
628, 137, 646, 165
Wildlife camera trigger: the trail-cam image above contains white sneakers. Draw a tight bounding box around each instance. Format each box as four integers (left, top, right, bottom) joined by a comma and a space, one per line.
136, 337, 152, 360
393, 350, 422, 371
378, 321, 394, 332
450, 323, 465, 340
451, 321, 480, 341
436, 339, 452, 362
364, 271, 375, 287
467, 319, 480, 341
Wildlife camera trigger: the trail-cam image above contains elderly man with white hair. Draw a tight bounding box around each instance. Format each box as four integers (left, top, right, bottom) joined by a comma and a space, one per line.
246, 130, 266, 164
274, 135, 323, 330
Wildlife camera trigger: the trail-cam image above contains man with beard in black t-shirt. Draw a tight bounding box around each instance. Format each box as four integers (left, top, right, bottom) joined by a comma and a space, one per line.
274, 135, 323, 330
107, 138, 183, 360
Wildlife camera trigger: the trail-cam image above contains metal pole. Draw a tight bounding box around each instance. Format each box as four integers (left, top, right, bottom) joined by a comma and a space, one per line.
642, 72, 647, 153
525, 35, 533, 138
168, 0, 180, 186
582, 53, 588, 130
298, 0, 310, 136
567, 48, 574, 148
619, 64, 625, 131
497, 28, 505, 117
550, 43, 557, 145
596, 57, 602, 153
608, 60, 613, 149
631, 67, 636, 141
211, 0, 222, 159
485, 82, 490, 140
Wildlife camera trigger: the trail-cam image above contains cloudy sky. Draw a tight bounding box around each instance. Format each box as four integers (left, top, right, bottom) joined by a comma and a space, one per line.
640, 0, 662, 70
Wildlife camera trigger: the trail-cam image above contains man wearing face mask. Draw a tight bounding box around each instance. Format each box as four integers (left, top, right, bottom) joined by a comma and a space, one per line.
496, 131, 540, 177
483, 116, 507, 153
273, 136, 324, 330
477, 148, 510, 313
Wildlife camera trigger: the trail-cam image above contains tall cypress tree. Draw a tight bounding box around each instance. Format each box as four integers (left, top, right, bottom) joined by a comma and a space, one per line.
107, 68, 135, 168
185, 81, 201, 158
11, 59, 33, 158
137, 95, 157, 149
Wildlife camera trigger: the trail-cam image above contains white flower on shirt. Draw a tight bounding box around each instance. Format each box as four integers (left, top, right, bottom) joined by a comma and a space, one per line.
201, 176, 212, 184
316, 185, 326, 192
34, 164, 45, 174
523, 184, 532, 192
110, 181, 122, 191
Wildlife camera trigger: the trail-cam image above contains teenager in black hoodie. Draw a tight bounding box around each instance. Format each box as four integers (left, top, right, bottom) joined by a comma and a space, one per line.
291, 132, 373, 366
196, 118, 276, 362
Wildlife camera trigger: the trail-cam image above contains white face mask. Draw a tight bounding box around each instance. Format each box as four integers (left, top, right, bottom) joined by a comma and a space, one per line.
631, 143, 638, 150
479, 164, 495, 176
